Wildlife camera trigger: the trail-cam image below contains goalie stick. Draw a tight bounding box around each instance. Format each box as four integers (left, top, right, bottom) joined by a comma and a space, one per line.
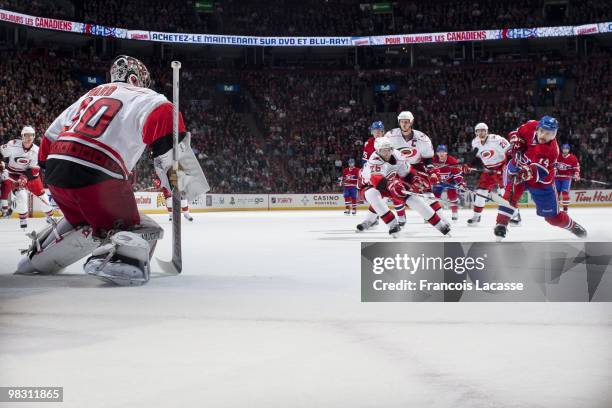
157, 60, 183, 275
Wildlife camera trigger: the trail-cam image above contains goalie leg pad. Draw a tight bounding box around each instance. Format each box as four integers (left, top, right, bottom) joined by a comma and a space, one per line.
16, 218, 99, 275
131, 214, 164, 257
84, 231, 151, 286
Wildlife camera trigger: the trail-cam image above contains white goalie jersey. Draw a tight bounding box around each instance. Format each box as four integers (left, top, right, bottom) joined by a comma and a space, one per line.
42, 82, 174, 180
384, 128, 434, 165
471, 134, 510, 169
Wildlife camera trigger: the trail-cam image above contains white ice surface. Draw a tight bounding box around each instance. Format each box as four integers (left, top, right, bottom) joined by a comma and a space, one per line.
1, 208, 611, 408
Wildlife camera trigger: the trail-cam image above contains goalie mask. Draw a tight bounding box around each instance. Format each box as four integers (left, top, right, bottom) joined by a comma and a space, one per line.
110, 55, 151, 88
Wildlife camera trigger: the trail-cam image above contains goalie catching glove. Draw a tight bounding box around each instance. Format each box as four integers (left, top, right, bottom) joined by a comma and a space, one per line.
153, 132, 210, 200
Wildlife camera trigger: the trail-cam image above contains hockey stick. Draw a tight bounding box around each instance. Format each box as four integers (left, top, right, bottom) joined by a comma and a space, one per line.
432, 163, 484, 173
400, 190, 457, 205
157, 61, 183, 275
583, 179, 610, 186
441, 182, 513, 208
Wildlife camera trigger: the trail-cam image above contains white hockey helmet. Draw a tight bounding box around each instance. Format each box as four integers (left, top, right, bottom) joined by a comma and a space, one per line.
21, 126, 35, 136
474, 122, 488, 132
397, 111, 414, 123
374, 136, 393, 152
110, 55, 151, 88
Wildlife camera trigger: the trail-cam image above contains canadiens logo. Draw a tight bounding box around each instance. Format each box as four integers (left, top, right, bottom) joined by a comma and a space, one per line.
400, 148, 418, 159
480, 150, 495, 160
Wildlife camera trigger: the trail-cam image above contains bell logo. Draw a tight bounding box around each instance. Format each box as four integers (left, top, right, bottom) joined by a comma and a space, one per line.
481, 150, 494, 160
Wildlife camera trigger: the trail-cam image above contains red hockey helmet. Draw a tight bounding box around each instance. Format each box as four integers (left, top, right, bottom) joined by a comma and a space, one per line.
110, 55, 151, 88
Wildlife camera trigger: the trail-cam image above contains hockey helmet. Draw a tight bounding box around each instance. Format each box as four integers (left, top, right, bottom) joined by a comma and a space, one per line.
110, 55, 151, 88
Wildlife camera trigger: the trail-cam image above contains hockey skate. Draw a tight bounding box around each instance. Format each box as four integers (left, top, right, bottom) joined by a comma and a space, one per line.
183, 213, 194, 222
356, 219, 378, 232
351, 210, 357, 216
509, 212, 522, 227
570, 222, 587, 238
451, 212, 459, 222
398, 216, 406, 227
494, 224, 507, 241
467, 214, 481, 226
438, 222, 451, 236
19, 218, 27, 229
388, 224, 401, 238
344, 210, 351, 215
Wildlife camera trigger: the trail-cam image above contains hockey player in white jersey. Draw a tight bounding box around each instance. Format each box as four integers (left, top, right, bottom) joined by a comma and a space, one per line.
464, 122, 511, 226
383, 111, 445, 225
356, 137, 451, 237
16, 55, 209, 285
0, 126, 54, 227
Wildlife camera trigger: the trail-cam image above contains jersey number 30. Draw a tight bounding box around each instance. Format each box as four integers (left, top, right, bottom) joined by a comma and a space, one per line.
72, 97, 123, 138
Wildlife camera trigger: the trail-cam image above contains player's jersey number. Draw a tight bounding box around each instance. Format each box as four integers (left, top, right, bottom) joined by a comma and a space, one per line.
68, 97, 123, 139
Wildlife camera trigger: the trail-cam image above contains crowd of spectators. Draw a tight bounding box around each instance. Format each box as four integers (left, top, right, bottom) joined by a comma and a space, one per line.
2, 0, 611, 36
0, 48, 610, 194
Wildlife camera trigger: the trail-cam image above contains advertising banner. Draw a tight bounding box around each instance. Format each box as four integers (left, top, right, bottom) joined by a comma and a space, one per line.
269, 194, 344, 209
1, 8, 610, 47
202, 194, 268, 210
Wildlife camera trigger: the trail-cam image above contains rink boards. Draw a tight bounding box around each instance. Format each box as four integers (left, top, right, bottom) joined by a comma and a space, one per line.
22, 189, 612, 217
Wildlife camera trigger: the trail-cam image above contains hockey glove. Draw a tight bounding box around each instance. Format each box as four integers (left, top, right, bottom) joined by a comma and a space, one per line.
517, 164, 534, 182
18, 175, 28, 188
387, 177, 409, 199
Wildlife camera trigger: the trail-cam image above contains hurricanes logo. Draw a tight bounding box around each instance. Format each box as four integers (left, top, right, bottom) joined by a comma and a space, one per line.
400, 148, 418, 159
16, 157, 31, 165
481, 150, 495, 160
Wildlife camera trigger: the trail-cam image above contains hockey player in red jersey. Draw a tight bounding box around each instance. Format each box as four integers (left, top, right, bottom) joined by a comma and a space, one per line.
0, 126, 54, 228
493, 116, 586, 240
361, 120, 385, 165
16, 55, 209, 285
555, 144, 580, 212
432, 145, 463, 222
340, 158, 359, 215
153, 178, 193, 221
